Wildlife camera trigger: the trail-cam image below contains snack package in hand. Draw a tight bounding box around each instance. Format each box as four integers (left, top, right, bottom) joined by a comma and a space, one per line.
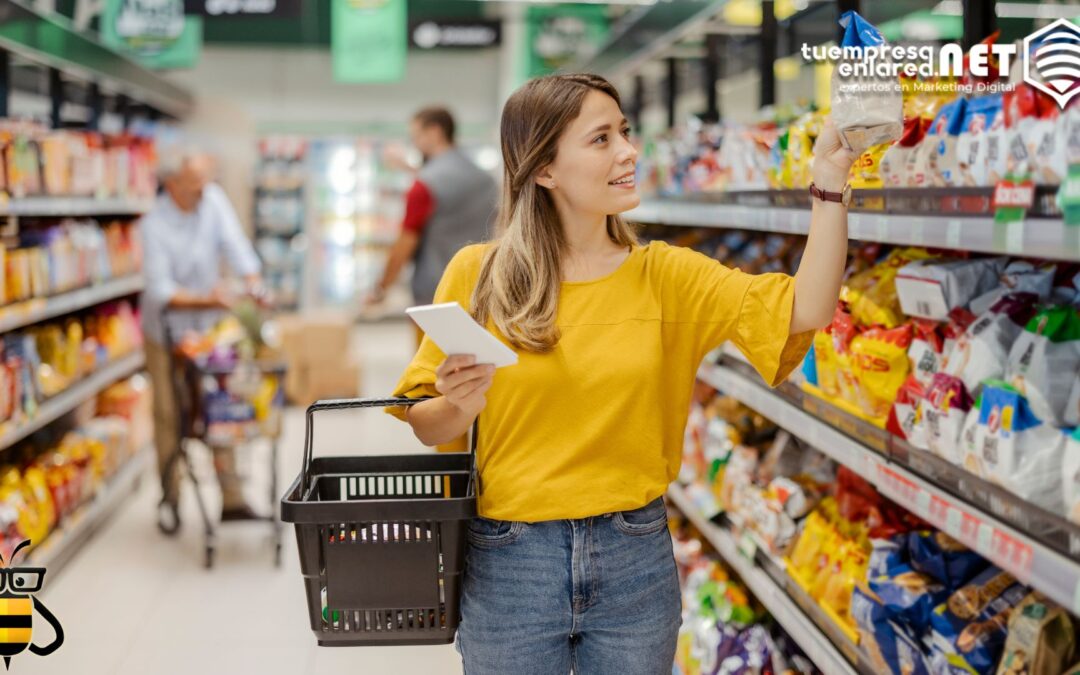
995, 592, 1077, 675
851, 324, 914, 420
831, 11, 903, 154
896, 257, 1006, 322
944, 293, 1040, 399
969, 261, 1056, 317
975, 382, 1069, 513
1064, 427, 1080, 526
1005, 306, 1080, 427
930, 567, 1028, 675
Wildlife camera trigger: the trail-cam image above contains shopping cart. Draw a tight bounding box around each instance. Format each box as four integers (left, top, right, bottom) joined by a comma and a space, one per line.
158, 307, 286, 569
281, 398, 477, 646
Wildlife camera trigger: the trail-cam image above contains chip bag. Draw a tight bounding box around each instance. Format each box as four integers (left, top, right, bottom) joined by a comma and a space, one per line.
1066, 427, 1080, 526
907, 530, 989, 592
831, 11, 903, 154
895, 257, 1007, 322
975, 382, 1069, 514
930, 567, 1028, 675
956, 95, 1004, 187
944, 293, 1040, 399
927, 98, 969, 187
924, 373, 975, 464
843, 248, 934, 329
851, 324, 914, 420
1005, 305, 1080, 428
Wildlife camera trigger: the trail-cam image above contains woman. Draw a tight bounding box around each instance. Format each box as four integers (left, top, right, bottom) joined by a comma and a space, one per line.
389, 74, 856, 674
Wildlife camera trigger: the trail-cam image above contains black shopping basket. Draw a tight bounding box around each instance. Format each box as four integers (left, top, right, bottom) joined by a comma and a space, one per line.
281, 397, 477, 647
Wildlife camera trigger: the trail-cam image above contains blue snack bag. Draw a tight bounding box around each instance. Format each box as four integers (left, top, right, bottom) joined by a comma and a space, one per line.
831, 11, 903, 153
907, 530, 989, 592
870, 565, 950, 632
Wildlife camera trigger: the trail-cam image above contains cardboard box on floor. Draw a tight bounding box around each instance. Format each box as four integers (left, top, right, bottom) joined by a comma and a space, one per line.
287, 362, 361, 406
276, 311, 359, 404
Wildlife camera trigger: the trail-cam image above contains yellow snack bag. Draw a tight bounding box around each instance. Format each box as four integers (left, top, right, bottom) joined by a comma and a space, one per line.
850, 142, 890, 189
845, 248, 933, 328
813, 330, 841, 398
850, 324, 914, 420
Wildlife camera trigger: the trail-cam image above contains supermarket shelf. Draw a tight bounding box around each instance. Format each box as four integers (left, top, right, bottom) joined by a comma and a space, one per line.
28, 445, 150, 575
0, 275, 144, 335
629, 199, 1080, 262
0, 351, 146, 453
697, 361, 1080, 616
0, 0, 193, 117
666, 483, 861, 675
0, 196, 154, 217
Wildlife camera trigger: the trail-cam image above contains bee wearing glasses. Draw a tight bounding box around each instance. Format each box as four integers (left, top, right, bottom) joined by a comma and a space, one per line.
0, 540, 63, 670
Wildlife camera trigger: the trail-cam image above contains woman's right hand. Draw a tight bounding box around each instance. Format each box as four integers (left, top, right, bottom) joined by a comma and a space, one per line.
435, 354, 495, 418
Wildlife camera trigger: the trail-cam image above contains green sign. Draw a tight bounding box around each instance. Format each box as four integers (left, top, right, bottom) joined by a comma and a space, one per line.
524, 4, 608, 80
101, 0, 202, 69
331, 0, 407, 83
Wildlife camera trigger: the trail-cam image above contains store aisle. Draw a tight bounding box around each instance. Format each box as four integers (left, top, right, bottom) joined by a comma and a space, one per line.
21, 320, 463, 675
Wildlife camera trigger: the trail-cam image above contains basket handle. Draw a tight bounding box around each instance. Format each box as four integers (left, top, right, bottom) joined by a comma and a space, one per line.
301, 397, 479, 497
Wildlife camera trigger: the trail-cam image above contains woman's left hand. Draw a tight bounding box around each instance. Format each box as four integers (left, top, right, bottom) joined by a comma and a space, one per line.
811, 119, 859, 193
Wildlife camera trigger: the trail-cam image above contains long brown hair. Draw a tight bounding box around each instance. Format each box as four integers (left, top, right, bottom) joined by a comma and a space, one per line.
471, 73, 639, 353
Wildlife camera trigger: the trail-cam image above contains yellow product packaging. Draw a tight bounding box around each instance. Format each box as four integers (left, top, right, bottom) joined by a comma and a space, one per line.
850, 324, 915, 420
821, 544, 869, 630
813, 330, 841, 398
788, 509, 829, 579
844, 248, 933, 329
27, 248, 48, 299
0, 243, 6, 306
22, 466, 55, 533
849, 142, 890, 190
786, 114, 820, 189
63, 320, 82, 379
5, 249, 29, 302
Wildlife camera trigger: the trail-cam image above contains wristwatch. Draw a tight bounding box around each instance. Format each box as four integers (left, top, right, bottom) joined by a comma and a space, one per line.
809, 182, 852, 207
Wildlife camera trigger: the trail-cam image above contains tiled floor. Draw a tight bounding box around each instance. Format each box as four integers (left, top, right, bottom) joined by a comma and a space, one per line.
19, 320, 463, 675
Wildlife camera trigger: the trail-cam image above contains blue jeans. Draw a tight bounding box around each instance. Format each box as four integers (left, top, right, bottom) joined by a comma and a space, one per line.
456, 497, 682, 674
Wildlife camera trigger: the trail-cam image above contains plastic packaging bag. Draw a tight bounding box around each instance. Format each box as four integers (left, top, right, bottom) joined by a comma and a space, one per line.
956, 95, 1004, 187
976, 382, 1069, 513
968, 261, 1056, 317
930, 567, 1028, 675
944, 293, 1040, 399
924, 373, 975, 464
831, 11, 903, 154
1065, 427, 1080, 525
851, 324, 913, 420
1005, 306, 1080, 427
895, 257, 1006, 322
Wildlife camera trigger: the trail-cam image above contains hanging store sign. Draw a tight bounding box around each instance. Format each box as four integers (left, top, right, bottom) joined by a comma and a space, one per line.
184, 0, 302, 17
525, 4, 608, 79
409, 20, 501, 50
102, 0, 203, 69
331, 0, 407, 83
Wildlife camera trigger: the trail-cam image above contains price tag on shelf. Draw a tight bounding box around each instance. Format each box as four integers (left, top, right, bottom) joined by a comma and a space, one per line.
910, 218, 925, 245
1005, 220, 1025, 254
873, 215, 888, 241
946, 219, 963, 248
915, 489, 932, 519
976, 523, 995, 558
944, 506, 963, 538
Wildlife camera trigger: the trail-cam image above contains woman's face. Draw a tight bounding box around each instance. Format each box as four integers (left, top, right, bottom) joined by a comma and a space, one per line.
540, 90, 639, 217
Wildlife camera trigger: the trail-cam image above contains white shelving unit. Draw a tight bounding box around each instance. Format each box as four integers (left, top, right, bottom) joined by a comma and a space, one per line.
0, 352, 146, 452
666, 483, 860, 675
697, 361, 1080, 617
0, 197, 154, 218
629, 200, 1080, 262
28, 446, 151, 573
0, 275, 144, 335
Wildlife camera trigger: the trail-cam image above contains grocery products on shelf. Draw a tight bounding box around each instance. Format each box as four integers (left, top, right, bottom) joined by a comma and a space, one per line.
0, 374, 149, 561
255, 137, 307, 310
0, 121, 156, 201
677, 377, 1080, 675
0, 300, 142, 431
2, 219, 141, 304
670, 509, 820, 675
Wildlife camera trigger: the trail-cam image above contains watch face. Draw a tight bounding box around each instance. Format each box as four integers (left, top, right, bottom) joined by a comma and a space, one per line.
841, 183, 852, 206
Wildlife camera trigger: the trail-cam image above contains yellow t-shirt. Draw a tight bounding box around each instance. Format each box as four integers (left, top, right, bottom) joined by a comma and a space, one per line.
388, 240, 812, 522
